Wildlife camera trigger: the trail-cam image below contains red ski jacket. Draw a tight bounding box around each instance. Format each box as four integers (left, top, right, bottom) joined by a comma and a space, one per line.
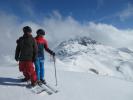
35, 36, 54, 58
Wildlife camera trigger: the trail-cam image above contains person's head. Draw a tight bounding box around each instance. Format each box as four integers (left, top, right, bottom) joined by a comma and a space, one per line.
23, 26, 32, 35
36, 29, 45, 36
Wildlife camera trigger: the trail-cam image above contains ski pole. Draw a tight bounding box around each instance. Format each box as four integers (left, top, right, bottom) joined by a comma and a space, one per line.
53, 56, 58, 86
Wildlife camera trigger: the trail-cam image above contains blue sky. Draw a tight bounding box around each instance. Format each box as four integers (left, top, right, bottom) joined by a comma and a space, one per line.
0, 0, 133, 29
0, 0, 133, 56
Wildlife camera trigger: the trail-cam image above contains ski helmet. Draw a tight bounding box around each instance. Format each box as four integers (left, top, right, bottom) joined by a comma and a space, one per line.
36, 29, 45, 35
23, 26, 32, 33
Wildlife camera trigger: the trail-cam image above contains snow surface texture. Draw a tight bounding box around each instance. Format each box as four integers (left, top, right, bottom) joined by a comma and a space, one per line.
0, 36, 133, 100
55, 36, 133, 81
0, 65, 133, 100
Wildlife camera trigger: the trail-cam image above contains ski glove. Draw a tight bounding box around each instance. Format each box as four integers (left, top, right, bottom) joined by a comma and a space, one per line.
53, 52, 55, 56
51, 51, 55, 56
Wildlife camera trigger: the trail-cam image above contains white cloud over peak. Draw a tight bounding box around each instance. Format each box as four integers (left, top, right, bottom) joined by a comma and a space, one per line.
42, 12, 133, 49
0, 10, 133, 62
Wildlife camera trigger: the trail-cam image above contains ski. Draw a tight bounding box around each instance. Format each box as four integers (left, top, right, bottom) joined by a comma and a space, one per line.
43, 83, 58, 93
26, 84, 52, 95
38, 84, 53, 95
26, 84, 43, 94
35, 89, 49, 95
17, 75, 24, 79
31, 85, 43, 94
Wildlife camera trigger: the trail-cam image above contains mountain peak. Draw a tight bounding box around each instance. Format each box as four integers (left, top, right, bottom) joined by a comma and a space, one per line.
55, 36, 133, 81
55, 36, 99, 58
58, 36, 98, 47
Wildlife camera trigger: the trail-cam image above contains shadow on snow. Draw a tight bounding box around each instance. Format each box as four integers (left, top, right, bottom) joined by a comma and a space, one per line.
0, 77, 26, 87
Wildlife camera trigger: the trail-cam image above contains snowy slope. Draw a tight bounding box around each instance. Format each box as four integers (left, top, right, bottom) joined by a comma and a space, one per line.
55, 36, 133, 80
0, 64, 133, 100
0, 36, 133, 100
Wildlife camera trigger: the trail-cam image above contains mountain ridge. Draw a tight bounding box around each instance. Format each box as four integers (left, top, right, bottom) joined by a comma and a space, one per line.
55, 36, 133, 80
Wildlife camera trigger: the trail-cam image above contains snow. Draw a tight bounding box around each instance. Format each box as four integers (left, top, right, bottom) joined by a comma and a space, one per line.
0, 36, 133, 100
55, 36, 133, 80
0, 64, 133, 100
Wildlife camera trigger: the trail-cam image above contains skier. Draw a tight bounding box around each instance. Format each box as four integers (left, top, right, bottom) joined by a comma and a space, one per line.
34, 29, 55, 85
15, 26, 37, 86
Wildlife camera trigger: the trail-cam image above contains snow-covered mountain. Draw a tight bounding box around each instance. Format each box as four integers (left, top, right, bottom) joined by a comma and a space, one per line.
55, 36, 133, 80
0, 36, 133, 100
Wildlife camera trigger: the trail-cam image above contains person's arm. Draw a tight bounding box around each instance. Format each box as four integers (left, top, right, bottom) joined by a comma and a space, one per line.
44, 39, 55, 56
15, 39, 21, 61
33, 39, 38, 61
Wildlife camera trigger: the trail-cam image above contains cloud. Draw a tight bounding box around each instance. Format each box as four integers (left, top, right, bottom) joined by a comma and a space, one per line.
119, 3, 133, 21
0, 10, 133, 63
96, 3, 133, 22
86, 22, 133, 49
42, 11, 133, 50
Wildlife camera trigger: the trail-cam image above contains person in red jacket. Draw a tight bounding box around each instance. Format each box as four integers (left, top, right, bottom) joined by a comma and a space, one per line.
15, 26, 37, 86
34, 29, 55, 84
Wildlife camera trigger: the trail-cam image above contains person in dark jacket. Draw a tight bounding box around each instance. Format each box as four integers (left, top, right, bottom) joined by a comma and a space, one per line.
15, 26, 37, 86
34, 29, 55, 84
